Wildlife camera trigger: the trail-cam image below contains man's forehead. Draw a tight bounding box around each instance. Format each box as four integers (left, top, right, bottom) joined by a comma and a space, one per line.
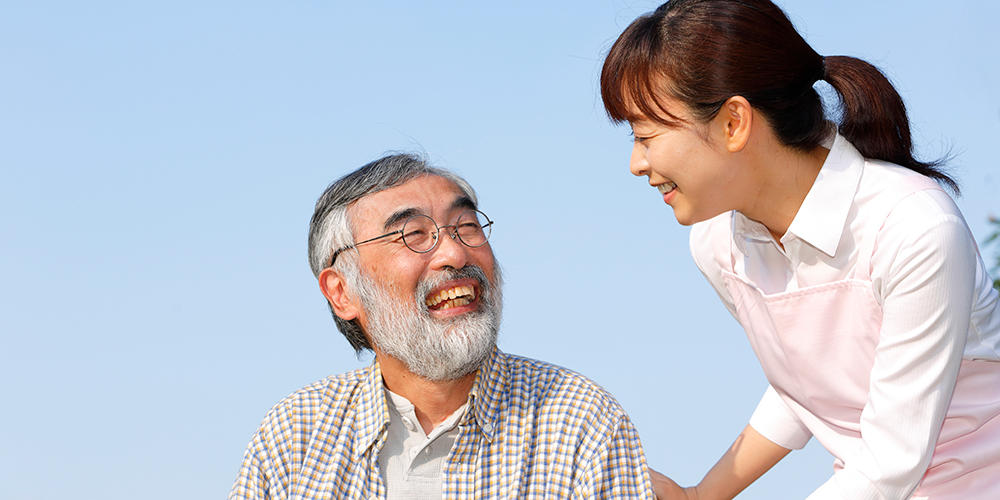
349, 174, 474, 230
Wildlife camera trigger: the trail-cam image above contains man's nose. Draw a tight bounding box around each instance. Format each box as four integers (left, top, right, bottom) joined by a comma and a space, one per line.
429, 226, 469, 270
441, 225, 460, 241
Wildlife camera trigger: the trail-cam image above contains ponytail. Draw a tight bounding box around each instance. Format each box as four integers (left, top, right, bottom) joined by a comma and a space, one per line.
823, 56, 958, 193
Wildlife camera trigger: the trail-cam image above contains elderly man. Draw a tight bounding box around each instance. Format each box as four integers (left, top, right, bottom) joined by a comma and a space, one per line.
229, 154, 654, 499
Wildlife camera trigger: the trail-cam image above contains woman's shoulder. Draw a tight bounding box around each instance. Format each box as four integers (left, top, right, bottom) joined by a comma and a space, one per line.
860, 166, 976, 293
858, 161, 965, 234
690, 212, 732, 268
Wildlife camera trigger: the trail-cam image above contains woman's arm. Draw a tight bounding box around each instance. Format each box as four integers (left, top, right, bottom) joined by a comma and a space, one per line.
652, 425, 791, 500
810, 191, 976, 499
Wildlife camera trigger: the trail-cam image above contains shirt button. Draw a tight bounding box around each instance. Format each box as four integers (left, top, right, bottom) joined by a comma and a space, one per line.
410, 448, 420, 458
401, 417, 415, 431
482, 423, 493, 433
424, 446, 432, 454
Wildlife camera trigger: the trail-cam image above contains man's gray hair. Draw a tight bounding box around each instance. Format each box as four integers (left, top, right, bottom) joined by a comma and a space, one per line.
307, 153, 479, 352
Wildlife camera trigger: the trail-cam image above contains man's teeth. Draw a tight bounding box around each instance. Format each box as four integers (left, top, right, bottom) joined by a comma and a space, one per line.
425, 285, 476, 310
657, 182, 678, 195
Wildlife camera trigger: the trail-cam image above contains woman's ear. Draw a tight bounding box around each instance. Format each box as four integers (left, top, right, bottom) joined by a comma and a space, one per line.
717, 95, 753, 153
319, 267, 360, 321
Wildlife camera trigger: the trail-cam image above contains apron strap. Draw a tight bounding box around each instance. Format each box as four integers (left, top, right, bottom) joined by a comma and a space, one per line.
853, 174, 944, 281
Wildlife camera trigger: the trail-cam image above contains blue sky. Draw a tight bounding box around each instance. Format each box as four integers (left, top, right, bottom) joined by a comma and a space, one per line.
1, 1, 997, 499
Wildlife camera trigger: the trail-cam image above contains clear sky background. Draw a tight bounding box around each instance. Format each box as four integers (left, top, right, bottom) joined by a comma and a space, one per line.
2, 1, 997, 499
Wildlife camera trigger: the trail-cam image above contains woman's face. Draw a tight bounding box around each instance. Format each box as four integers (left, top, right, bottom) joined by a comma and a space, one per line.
628, 99, 744, 226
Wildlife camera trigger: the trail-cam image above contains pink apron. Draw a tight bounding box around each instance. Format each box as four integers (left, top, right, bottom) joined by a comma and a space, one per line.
711, 175, 1000, 498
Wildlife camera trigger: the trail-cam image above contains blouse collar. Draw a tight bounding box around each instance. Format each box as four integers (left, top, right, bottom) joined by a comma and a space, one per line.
784, 132, 865, 257
732, 132, 865, 258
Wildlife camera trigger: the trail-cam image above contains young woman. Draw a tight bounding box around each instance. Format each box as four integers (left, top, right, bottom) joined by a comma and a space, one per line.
599, 0, 1000, 498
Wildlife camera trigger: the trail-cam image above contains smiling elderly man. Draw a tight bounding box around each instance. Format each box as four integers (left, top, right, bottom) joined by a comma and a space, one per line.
228, 153, 654, 500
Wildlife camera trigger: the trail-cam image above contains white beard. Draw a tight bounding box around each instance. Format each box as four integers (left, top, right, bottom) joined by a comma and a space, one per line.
351, 264, 503, 381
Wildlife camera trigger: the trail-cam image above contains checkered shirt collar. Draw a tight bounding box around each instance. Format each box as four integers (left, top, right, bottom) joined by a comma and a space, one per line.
355, 359, 391, 457
358, 346, 507, 449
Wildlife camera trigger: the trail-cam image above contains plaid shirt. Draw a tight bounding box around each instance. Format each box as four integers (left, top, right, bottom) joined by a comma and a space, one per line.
229, 348, 654, 499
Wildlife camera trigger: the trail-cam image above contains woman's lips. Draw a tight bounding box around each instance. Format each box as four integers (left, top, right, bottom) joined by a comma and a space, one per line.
657, 181, 677, 195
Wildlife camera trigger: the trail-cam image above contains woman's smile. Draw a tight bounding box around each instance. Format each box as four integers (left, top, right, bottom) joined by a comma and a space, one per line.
656, 181, 677, 195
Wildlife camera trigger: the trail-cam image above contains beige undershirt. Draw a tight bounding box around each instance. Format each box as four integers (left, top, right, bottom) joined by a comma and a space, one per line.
378, 387, 468, 500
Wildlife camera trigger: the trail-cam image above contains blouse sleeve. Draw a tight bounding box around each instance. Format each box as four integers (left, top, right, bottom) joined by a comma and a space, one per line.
748, 385, 813, 450
692, 219, 816, 450
808, 190, 975, 500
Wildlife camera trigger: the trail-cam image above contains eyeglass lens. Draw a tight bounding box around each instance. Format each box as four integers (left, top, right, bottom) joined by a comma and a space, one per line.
401, 210, 491, 253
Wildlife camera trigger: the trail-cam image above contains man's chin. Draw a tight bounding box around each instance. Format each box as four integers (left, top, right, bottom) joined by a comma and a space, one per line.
402, 334, 496, 381
359, 262, 502, 381
391, 321, 497, 381
400, 355, 490, 382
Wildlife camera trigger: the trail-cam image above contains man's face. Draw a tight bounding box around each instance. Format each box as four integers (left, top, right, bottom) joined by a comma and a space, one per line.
342, 174, 502, 380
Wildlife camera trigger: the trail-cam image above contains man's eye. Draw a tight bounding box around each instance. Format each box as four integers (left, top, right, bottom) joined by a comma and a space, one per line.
403, 228, 429, 240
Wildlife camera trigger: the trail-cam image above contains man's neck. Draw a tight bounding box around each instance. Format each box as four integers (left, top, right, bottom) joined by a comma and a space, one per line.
375, 352, 476, 435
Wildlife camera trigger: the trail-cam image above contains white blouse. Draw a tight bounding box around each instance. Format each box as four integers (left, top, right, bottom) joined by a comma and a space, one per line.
689, 133, 1000, 499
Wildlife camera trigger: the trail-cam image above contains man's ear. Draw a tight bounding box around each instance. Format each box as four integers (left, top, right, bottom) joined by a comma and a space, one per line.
319, 267, 361, 321
716, 95, 753, 153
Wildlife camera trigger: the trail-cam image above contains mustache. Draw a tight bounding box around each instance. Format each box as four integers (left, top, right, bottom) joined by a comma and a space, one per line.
416, 265, 492, 305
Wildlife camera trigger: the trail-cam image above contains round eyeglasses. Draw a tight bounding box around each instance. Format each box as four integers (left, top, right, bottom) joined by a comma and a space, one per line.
329, 209, 493, 267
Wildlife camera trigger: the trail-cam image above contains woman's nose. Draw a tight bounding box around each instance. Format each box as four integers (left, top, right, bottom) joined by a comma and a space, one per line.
630, 144, 649, 177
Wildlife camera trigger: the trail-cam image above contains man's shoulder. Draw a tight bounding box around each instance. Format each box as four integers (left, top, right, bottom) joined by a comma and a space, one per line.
259, 366, 374, 427
498, 351, 626, 417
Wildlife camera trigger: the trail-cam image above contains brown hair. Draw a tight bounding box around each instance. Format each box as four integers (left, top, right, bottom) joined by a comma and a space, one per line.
600, 0, 957, 192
